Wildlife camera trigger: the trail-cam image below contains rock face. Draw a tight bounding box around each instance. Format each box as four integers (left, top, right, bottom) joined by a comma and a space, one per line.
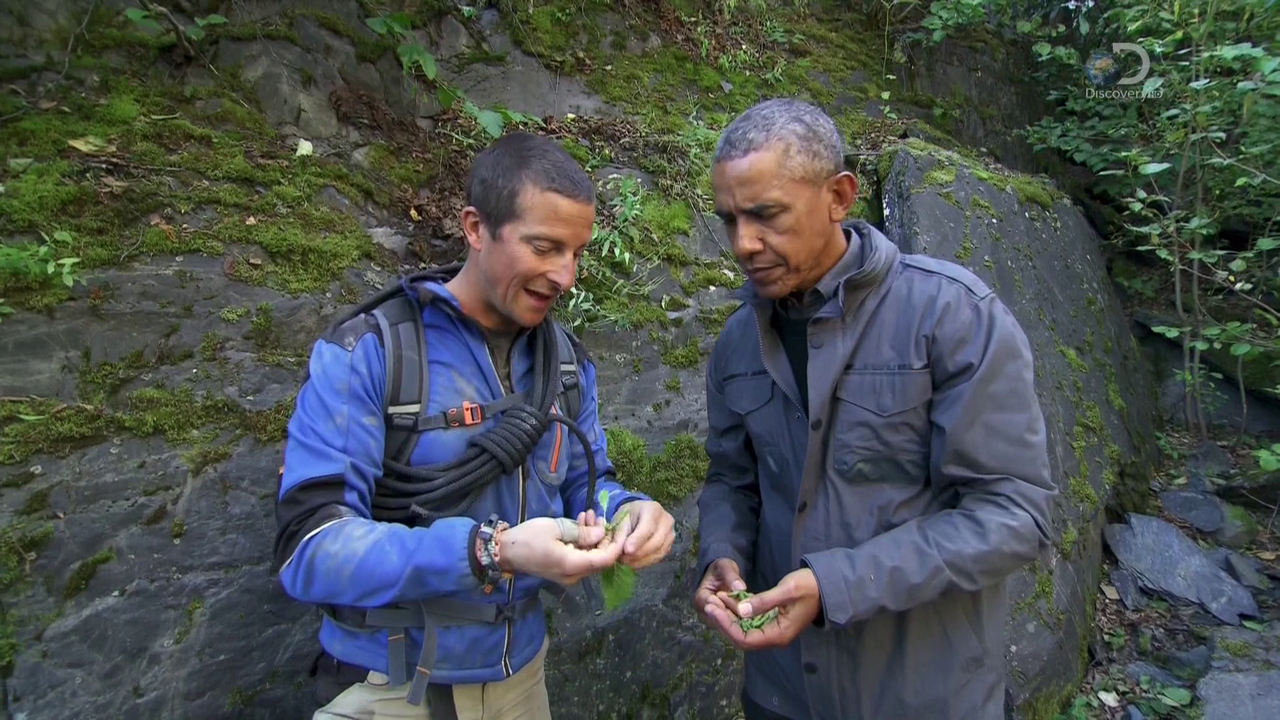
0, 4, 1166, 720
879, 141, 1162, 712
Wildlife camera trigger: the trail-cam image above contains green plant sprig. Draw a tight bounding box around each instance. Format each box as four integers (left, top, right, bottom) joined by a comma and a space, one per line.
728, 590, 780, 632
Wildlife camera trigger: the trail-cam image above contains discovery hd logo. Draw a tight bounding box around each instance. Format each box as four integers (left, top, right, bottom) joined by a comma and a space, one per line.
1084, 43, 1161, 100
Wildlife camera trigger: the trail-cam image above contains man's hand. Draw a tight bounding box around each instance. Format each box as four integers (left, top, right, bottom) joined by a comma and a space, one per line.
498, 515, 623, 586
695, 558, 747, 626
608, 500, 675, 569
703, 567, 822, 651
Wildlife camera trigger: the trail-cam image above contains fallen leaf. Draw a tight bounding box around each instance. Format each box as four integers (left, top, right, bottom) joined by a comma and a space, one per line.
1256, 551, 1276, 561
67, 136, 116, 155
409, 206, 421, 222
1097, 690, 1121, 708
244, 215, 257, 225
36, 99, 57, 110
1101, 584, 1120, 601
8, 158, 34, 172
295, 138, 314, 157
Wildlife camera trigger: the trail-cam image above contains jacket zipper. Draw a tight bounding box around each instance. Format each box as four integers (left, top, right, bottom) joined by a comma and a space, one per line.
755, 311, 806, 417
481, 340, 521, 678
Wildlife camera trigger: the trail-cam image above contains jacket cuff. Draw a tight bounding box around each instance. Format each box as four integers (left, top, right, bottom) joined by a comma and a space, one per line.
697, 542, 749, 583
600, 484, 651, 521
467, 523, 483, 583
801, 551, 852, 628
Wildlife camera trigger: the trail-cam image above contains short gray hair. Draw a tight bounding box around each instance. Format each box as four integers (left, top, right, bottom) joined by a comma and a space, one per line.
713, 98, 846, 184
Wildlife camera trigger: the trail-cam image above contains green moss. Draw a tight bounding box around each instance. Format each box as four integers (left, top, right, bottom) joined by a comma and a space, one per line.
640, 193, 693, 241
679, 262, 742, 295
1220, 638, 1253, 657
900, 138, 1065, 212
174, 598, 203, 644
605, 427, 709, 505
1012, 559, 1063, 628
699, 302, 741, 334
0, 58, 391, 311
660, 337, 704, 369
1, 385, 292, 466
63, 547, 116, 600
0, 520, 55, 673
1056, 340, 1089, 374
17, 485, 52, 516
1067, 473, 1099, 511
923, 165, 958, 188
1017, 577, 1098, 720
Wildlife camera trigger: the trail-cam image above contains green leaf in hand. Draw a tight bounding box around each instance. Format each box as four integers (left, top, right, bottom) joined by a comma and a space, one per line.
601, 563, 636, 611
596, 489, 636, 611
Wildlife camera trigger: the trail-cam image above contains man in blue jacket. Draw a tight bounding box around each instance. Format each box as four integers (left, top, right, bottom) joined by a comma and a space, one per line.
274, 131, 676, 719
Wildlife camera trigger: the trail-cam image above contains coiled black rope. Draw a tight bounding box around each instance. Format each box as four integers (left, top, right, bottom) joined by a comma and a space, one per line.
369, 314, 596, 527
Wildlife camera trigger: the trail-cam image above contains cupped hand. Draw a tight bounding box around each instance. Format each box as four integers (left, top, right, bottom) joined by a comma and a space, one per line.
702, 568, 822, 651
498, 515, 623, 586
694, 557, 747, 627
607, 500, 674, 569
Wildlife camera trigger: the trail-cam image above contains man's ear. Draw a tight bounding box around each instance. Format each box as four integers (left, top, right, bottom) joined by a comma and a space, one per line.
460, 206, 485, 253
826, 171, 859, 222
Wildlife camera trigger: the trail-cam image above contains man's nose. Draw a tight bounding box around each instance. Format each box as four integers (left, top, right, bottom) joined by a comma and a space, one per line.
729, 221, 763, 259
548, 255, 577, 293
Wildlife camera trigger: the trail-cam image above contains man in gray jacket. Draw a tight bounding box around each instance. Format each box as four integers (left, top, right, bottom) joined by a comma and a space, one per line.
693, 98, 1057, 720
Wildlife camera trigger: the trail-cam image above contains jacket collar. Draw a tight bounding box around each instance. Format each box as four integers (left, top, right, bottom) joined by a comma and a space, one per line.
734, 219, 900, 318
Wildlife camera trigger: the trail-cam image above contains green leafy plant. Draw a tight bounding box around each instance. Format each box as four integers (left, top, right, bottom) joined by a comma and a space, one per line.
363, 13, 539, 140
0, 229, 82, 320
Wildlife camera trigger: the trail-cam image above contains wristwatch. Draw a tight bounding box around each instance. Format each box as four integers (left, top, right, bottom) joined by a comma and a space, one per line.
476, 513, 510, 593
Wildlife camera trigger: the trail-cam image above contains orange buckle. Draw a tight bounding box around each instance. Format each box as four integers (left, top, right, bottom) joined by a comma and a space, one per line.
447, 401, 483, 427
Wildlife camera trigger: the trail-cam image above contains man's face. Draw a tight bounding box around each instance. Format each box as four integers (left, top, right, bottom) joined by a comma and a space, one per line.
462, 185, 594, 331
711, 145, 857, 300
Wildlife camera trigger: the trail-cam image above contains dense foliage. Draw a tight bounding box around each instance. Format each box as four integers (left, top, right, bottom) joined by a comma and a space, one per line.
887, 0, 1279, 447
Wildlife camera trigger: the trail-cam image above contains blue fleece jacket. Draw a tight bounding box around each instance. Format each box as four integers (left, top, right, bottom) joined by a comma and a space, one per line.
273, 278, 649, 684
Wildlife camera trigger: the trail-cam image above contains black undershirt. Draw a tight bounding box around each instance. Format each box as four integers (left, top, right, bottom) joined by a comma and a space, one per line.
770, 299, 815, 417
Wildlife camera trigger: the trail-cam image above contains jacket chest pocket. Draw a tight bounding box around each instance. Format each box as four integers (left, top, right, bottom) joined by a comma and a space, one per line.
724, 375, 778, 452
830, 369, 933, 478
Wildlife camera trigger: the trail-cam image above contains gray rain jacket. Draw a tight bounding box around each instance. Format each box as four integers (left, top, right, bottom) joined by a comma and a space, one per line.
696, 220, 1057, 720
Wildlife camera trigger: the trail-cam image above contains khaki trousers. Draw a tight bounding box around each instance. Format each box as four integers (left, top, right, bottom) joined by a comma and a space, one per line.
313, 637, 552, 720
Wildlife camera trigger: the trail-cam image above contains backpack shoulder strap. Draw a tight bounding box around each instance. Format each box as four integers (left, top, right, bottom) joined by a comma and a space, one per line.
370, 292, 429, 466
552, 323, 583, 421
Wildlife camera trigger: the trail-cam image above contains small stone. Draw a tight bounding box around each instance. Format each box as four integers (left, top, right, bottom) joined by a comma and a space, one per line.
1214, 503, 1260, 549
1167, 645, 1213, 679
1188, 440, 1233, 478
1160, 490, 1225, 533
1225, 552, 1271, 591
1110, 568, 1146, 610
1126, 661, 1184, 688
